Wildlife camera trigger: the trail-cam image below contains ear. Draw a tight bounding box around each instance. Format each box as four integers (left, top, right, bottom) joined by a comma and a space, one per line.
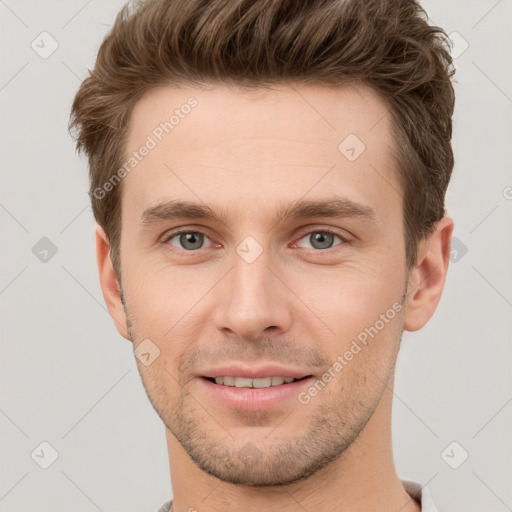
403, 216, 454, 332
96, 225, 130, 340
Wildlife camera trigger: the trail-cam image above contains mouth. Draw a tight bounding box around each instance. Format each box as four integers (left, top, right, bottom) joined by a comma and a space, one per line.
202, 375, 311, 388
197, 367, 315, 411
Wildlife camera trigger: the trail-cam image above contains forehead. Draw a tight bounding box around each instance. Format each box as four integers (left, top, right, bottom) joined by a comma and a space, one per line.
128, 83, 392, 149
123, 83, 400, 223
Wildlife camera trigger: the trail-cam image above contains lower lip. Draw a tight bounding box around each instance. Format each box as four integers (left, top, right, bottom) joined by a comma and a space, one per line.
198, 377, 314, 411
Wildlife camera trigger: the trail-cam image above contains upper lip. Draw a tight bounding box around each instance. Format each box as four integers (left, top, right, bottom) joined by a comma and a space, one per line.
197, 364, 312, 380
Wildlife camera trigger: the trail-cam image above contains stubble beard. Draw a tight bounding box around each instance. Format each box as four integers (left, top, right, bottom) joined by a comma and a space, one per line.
122, 288, 404, 487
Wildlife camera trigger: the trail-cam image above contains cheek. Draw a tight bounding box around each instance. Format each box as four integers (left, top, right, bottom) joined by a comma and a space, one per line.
317, 306, 403, 400
122, 266, 216, 379
120, 256, 193, 328
292, 262, 405, 343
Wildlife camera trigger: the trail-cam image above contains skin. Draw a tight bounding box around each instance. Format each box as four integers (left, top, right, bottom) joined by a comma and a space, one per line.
96, 83, 453, 512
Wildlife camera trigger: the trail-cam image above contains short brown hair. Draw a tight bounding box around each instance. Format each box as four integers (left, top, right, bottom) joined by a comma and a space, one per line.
69, 0, 455, 275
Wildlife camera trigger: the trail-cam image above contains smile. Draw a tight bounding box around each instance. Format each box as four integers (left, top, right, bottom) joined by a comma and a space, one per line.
199, 374, 314, 411
208, 376, 301, 388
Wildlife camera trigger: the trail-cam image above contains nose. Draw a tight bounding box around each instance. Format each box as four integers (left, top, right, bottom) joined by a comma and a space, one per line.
212, 248, 293, 342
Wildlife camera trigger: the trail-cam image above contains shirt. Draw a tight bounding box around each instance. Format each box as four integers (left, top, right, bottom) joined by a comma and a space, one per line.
156, 479, 438, 511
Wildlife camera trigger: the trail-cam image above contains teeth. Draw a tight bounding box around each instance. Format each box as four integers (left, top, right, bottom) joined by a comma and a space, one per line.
223, 376, 235, 386
253, 377, 272, 388
235, 377, 253, 388
212, 376, 298, 388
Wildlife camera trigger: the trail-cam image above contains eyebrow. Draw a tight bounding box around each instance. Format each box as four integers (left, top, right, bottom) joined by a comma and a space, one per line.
140, 196, 377, 228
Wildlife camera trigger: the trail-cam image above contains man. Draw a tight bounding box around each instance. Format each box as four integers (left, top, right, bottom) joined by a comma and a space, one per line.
70, 0, 455, 510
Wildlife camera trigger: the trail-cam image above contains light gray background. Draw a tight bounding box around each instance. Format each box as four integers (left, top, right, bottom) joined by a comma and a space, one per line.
1, 1, 511, 511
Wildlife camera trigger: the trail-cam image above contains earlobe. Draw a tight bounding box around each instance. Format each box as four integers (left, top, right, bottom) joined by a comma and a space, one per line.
403, 216, 454, 332
95, 225, 130, 340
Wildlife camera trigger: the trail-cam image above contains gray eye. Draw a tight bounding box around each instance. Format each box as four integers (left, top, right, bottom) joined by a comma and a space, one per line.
309, 232, 335, 249
296, 231, 343, 250
171, 232, 206, 250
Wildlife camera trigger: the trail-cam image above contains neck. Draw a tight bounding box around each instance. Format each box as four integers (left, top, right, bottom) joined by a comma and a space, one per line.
166, 384, 421, 512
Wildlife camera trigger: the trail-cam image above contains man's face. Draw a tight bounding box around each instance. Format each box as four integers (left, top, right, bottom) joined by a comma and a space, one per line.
117, 84, 409, 485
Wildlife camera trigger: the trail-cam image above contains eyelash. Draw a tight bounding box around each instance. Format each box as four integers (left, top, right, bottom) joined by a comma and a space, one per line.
162, 228, 348, 253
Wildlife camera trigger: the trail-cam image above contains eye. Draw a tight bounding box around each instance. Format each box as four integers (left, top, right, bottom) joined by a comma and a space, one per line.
162, 228, 346, 253
165, 230, 213, 251
295, 230, 345, 250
